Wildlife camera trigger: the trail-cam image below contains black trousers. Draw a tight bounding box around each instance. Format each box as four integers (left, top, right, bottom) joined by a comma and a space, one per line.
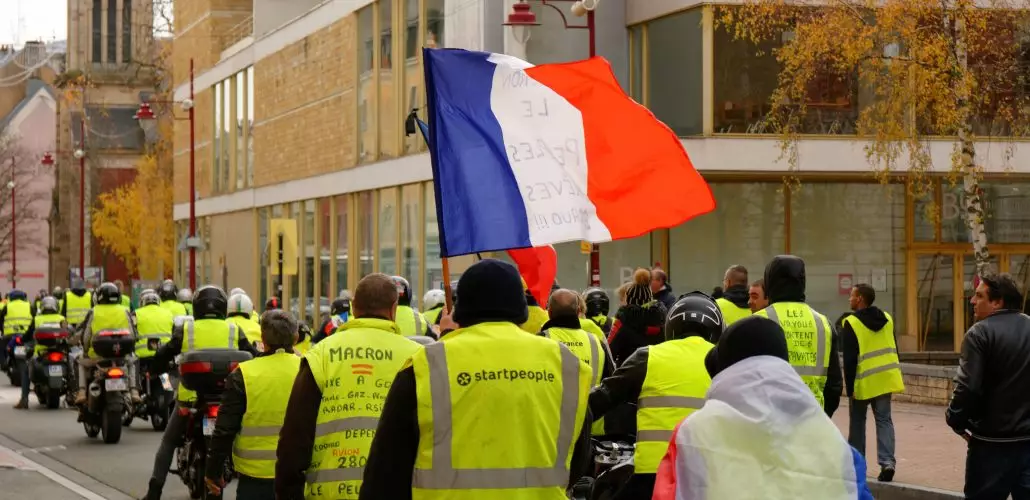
613, 473, 656, 500
966, 438, 1030, 500
236, 475, 275, 500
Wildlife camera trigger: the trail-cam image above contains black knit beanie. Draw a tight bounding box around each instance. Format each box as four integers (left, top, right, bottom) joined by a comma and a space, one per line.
705, 316, 789, 378
453, 259, 529, 327
626, 268, 653, 306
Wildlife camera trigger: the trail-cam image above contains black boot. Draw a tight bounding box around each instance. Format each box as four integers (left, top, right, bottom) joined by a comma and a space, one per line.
142, 478, 163, 500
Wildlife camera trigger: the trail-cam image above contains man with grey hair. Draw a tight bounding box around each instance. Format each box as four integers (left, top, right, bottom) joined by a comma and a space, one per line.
204, 308, 302, 499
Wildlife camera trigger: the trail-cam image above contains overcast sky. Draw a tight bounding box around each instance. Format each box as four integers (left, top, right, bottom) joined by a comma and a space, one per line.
0, 0, 67, 46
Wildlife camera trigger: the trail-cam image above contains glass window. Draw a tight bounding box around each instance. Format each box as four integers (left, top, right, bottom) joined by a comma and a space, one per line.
790, 183, 906, 332
258, 207, 268, 303
601, 237, 652, 296
378, 187, 398, 275
669, 183, 785, 292
289, 202, 301, 318
379, 0, 398, 159
403, 0, 422, 155
107, 0, 117, 62
121, 0, 131, 63
358, 191, 374, 277
302, 200, 316, 326
335, 195, 350, 295
358, 6, 376, 163
236, 74, 245, 190
913, 187, 937, 242
92, 0, 102, 63
917, 253, 954, 352
319, 198, 332, 322
222, 81, 232, 192
629, 25, 643, 103
271, 204, 284, 299
424, 182, 443, 290
554, 242, 589, 295
426, 0, 445, 49
401, 184, 421, 305
647, 9, 703, 136
246, 67, 254, 187
213, 82, 221, 193
942, 181, 1030, 244
1009, 254, 1030, 312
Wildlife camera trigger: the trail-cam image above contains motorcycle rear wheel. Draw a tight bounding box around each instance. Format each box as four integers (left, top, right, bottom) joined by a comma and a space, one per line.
46, 389, 60, 409
101, 409, 123, 444
150, 395, 169, 431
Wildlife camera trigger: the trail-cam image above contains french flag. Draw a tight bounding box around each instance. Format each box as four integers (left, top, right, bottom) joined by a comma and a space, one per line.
424, 48, 715, 257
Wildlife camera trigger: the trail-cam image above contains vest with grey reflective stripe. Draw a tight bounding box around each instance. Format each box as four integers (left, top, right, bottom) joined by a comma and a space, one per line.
635, 336, 713, 474
410, 322, 592, 499
64, 292, 91, 325
846, 312, 905, 400
542, 327, 601, 386
395, 305, 426, 337
3, 300, 31, 335
758, 303, 832, 407
177, 318, 239, 403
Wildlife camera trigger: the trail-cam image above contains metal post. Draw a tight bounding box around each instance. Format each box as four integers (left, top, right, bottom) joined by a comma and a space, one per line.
79, 118, 85, 282
586, 9, 600, 287
277, 233, 284, 300
188, 58, 197, 290
9, 157, 15, 289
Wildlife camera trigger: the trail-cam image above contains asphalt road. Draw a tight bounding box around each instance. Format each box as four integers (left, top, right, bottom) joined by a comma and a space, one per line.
0, 385, 239, 499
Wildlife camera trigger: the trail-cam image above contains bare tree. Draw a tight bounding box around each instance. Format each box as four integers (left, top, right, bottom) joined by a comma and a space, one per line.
0, 125, 54, 264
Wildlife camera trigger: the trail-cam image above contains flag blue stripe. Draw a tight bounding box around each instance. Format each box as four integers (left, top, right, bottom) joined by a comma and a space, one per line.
423, 48, 532, 257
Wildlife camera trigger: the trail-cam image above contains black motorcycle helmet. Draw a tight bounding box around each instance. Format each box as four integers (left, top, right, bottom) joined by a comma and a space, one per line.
391, 276, 412, 306
665, 291, 724, 343
330, 297, 350, 316
37, 288, 47, 299
95, 282, 121, 305
158, 281, 178, 301
193, 285, 228, 320
7, 289, 27, 301
584, 288, 610, 317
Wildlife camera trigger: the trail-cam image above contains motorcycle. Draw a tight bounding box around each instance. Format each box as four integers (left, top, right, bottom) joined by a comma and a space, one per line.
3, 331, 30, 387
30, 324, 73, 409
569, 437, 636, 500
79, 329, 136, 444
124, 337, 176, 431
171, 348, 253, 500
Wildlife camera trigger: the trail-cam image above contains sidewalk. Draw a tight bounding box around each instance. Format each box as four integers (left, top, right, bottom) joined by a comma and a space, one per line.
832, 400, 965, 493
0, 444, 84, 499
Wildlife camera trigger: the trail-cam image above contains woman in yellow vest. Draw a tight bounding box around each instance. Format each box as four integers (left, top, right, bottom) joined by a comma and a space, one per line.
204, 309, 301, 498
589, 292, 722, 500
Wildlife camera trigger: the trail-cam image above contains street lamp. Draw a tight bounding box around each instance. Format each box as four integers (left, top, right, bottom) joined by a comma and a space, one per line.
504, 0, 601, 286
42, 119, 89, 285
134, 57, 197, 289
6, 158, 14, 289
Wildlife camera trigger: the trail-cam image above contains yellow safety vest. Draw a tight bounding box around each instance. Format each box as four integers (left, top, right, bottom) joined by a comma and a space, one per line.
178, 319, 239, 403
229, 315, 263, 348
756, 303, 833, 407
250, 310, 260, 322
410, 322, 591, 500
579, 318, 607, 345
87, 304, 133, 359
304, 317, 422, 499
424, 307, 443, 326
544, 325, 607, 436
636, 336, 713, 474
161, 299, 188, 317
295, 335, 311, 356
33, 313, 66, 355
233, 352, 301, 479
135, 305, 175, 358
3, 300, 32, 335
120, 295, 131, 309
64, 292, 91, 326
519, 305, 549, 334
716, 297, 752, 326
395, 305, 428, 337
845, 313, 905, 401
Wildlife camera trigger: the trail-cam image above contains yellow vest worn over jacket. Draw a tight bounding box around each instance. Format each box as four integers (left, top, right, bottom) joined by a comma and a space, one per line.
229, 315, 263, 349
395, 305, 429, 337
424, 307, 443, 326
33, 313, 66, 355
410, 322, 591, 500
233, 351, 302, 479
183, 302, 193, 316
545, 325, 607, 436
579, 318, 607, 345
161, 299, 189, 317
120, 295, 131, 309
756, 303, 833, 407
135, 305, 175, 358
845, 312, 905, 401
304, 317, 422, 499
520, 305, 550, 334
178, 318, 239, 403
87, 304, 133, 359
636, 336, 713, 474
64, 291, 91, 326
3, 300, 32, 335
715, 297, 751, 327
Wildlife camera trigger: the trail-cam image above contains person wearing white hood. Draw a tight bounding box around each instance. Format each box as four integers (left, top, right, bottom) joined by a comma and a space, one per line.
652, 316, 873, 500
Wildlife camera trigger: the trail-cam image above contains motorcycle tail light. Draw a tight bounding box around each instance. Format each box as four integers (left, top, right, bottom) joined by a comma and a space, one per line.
46, 351, 64, 363
14, 336, 21, 345
107, 367, 125, 378
180, 361, 212, 374
177, 406, 191, 417
205, 405, 219, 418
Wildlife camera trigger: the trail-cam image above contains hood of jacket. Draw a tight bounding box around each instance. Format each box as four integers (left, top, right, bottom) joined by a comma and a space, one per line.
722, 285, 750, 309
764, 255, 806, 304
616, 301, 666, 330
851, 306, 889, 332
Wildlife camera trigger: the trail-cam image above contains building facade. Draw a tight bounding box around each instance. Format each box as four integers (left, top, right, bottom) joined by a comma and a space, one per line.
171, 0, 1030, 352
52, 0, 156, 288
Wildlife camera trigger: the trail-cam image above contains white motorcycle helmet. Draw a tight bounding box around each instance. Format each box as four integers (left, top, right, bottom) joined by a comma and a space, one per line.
423, 289, 446, 310
229, 287, 247, 298
227, 293, 255, 316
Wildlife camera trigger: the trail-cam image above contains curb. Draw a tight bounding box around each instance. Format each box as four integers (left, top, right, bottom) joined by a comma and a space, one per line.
871, 481, 962, 499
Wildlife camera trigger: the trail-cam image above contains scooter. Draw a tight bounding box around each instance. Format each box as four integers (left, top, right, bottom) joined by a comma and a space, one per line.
30, 324, 73, 409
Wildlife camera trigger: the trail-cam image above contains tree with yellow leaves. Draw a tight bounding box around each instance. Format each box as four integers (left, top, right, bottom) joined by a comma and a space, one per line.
720, 0, 1030, 277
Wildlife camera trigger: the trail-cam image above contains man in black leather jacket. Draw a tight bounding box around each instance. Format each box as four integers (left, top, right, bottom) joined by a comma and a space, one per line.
947, 272, 1030, 500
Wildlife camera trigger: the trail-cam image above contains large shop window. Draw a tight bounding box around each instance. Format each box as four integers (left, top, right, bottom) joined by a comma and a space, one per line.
790, 183, 906, 331
246, 68, 255, 186
258, 207, 269, 303
319, 199, 332, 322
358, 6, 376, 164
213, 82, 222, 193
401, 184, 421, 305
647, 9, 703, 136
379, 0, 398, 159
357, 192, 374, 278
424, 182, 443, 290
236, 74, 246, 190
289, 203, 301, 318
600, 237, 652, 296
335, 195, 349, 295
302, 200, 316, 325
222, 82, 232, 192
669, 183, 785, 294
378, 188, 398, 275
403, 0, 422, 155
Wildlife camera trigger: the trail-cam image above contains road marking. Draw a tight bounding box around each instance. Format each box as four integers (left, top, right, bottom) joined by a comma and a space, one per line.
17, 445, 68, 454
0, 442, 107, 500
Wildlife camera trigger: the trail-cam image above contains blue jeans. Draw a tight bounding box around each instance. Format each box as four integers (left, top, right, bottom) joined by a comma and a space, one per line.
966, 439, 1030, 500
848, 394, 896, 468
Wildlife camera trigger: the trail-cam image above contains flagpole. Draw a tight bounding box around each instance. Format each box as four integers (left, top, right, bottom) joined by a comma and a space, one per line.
442, 257, 453, 312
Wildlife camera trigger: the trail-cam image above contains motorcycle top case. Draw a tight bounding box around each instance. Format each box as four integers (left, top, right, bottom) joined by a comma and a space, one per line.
91, 329, 136, 358
34, 326, 70, 347
179, 349, 253, 396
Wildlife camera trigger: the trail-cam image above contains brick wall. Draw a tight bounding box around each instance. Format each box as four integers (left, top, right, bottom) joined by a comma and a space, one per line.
893, 364, 956, 406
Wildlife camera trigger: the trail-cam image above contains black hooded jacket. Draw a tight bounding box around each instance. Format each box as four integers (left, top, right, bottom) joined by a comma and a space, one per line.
839, 306, 891, 398
763, 255, 844, 417
720, 285, 750, 309
607, 302, 668, 367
